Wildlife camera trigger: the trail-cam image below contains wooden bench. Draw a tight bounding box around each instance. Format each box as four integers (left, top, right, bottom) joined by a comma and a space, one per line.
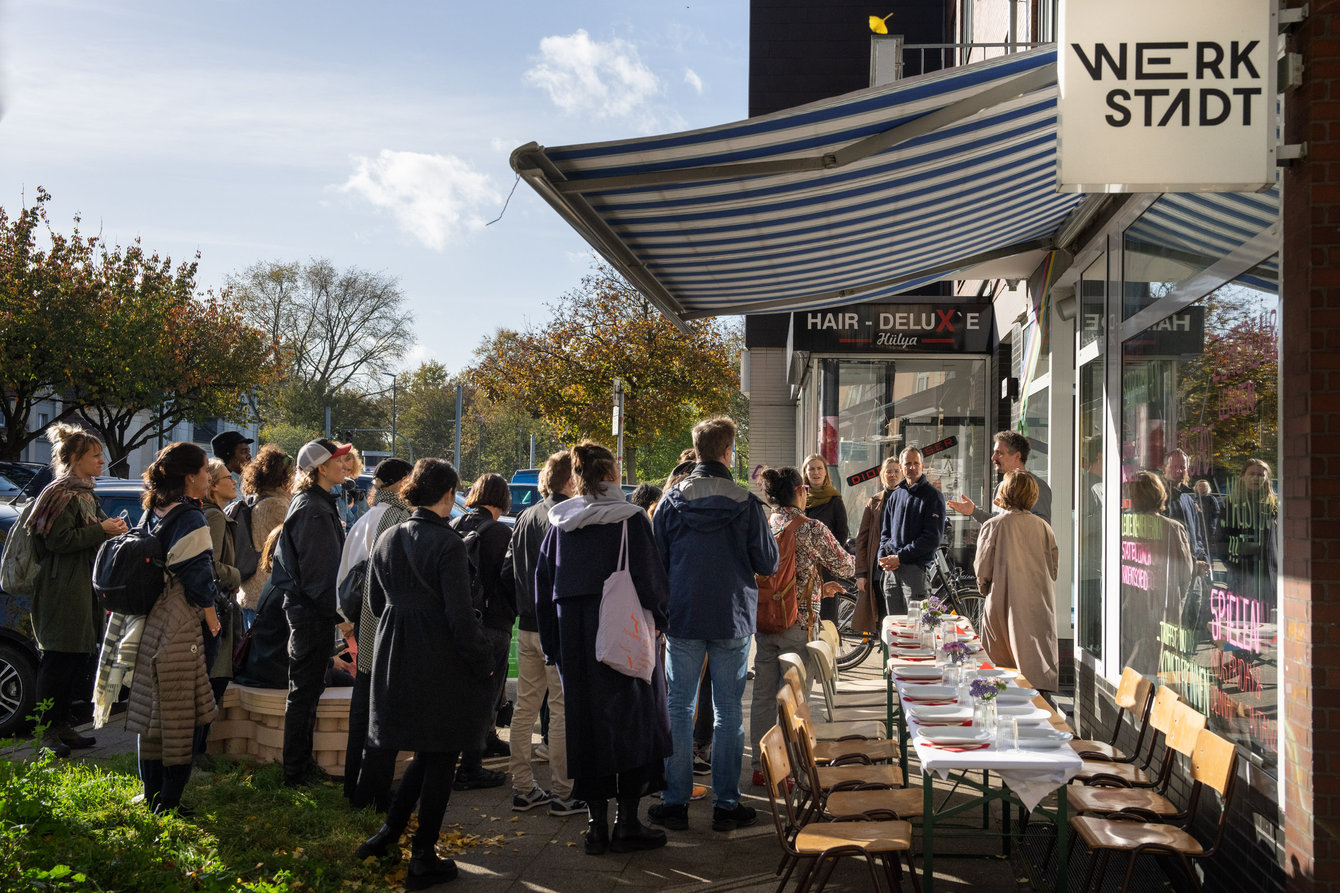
206, 683, 409, 778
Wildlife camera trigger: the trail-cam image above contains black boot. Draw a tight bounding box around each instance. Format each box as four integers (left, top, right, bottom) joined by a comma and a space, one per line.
406, 846, 458, 890
355, 823, 404, 864
610, 796, 666, 853
584, 799, 610, 855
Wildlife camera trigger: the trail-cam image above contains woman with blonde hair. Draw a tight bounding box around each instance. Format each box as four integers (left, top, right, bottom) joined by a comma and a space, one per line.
801, 452, 850, 624
126, 441, 220, 814
26, 423, 128, 757
973, 470, 1060, 693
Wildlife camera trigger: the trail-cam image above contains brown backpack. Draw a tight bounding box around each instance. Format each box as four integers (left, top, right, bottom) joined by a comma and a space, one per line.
755, 516, 815, 634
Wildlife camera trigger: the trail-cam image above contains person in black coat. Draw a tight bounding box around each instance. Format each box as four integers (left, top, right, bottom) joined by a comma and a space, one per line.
355, 459, 496, 890
450, 472, 515, 789
535, 441, 672, 856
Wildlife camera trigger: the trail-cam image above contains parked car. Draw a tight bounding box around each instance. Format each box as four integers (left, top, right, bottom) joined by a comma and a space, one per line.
0, 477, 147, 738
0, 461, 46, 498
511, 468, 541, 484
508, 483, 542, 517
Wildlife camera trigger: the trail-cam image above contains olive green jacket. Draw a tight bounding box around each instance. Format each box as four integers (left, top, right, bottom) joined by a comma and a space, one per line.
32, 496, 110, 653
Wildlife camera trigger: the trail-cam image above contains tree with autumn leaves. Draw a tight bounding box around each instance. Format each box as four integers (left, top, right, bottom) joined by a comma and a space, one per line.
471, 263, 742, 482
0, 189, 279, 466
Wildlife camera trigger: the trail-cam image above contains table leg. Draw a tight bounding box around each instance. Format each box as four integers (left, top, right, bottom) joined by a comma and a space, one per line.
922, 769, 935, 893
1057, 784, 1069, 893
982, 770, 990, 830
1003, 789, 1012, 857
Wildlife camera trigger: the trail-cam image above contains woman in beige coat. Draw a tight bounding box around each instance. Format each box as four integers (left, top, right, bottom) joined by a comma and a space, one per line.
973, 470, 1059, 693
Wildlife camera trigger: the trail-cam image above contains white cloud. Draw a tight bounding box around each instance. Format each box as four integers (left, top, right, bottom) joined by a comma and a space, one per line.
524, 29, 661, 121
339, 150, 501, 251
684, 68, 704, 94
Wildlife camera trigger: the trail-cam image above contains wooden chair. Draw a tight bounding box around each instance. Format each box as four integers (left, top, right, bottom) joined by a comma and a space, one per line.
1069, 667, 1155, 762
1069, 728, 1238, 893
760, 725, 917, 893
777, 688, 904, 824
1071, 686, 1180, 789
806, 640, 885, 723
1068, 703, 1207, 819
776, 684, 899, 766
781, 664, 885, 742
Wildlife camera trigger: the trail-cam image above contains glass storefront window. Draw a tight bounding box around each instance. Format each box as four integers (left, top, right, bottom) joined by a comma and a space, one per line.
1079, 254, 1105, 350
806, 357, 989, 567
1077, 357, 1104, 657
1119, 260, 1279, 772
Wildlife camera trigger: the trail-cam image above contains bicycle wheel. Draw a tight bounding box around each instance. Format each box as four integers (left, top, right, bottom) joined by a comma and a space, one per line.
832, 589, 875, 670
951, 587, 986, 632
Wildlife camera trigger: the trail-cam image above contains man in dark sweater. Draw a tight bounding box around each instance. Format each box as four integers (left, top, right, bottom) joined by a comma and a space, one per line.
878, 447, 946, 615
272, 438, 351, 788
500, 450, 587, 816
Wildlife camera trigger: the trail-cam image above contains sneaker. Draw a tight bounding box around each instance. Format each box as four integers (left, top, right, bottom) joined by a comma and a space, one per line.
712, 803, 758, 832
453, 766, 506, 790
512, 786, 552, 812
548, 796, 588, 816
534, 743, 550, 762
752, 770, 766, 788
692, 754, 711, 776
647, 802, 688, 831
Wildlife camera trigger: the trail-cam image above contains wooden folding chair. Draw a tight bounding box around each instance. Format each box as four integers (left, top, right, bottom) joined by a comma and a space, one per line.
760, 725, 916, 893
1069, 667, 1155, 762
1068, 703, 1207, 819
1071, 686, 1180, 789
1070, 728, 1238, 893
781, 664, 885, 741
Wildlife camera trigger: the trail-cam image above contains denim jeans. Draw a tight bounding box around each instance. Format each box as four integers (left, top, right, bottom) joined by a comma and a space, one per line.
664, 634, 750, 809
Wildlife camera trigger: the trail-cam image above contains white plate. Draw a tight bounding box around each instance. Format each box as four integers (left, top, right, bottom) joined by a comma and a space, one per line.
907, 705, 972, 723
998, 707, 1054, 723
899, 684, 957, 699
915, 727, 993, 746
994, 688, 1040, 703
1013, 728, 1074, 749
893, 666, 944, 680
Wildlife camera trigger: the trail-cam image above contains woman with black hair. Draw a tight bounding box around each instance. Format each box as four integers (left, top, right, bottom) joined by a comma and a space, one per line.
749, 465, 853, 785
535, 440, 672, 856
125, 441, 220, 815
356, 458, 496, 890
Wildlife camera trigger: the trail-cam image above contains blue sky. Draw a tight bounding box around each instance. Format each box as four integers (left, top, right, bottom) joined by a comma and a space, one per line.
0, 0, 749, 373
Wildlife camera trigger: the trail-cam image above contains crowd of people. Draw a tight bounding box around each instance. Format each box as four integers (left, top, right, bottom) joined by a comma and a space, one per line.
28, 413, 1270, 881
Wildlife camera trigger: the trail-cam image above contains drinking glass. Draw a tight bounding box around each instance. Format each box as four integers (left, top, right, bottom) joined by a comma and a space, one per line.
997, 717, 1020, 752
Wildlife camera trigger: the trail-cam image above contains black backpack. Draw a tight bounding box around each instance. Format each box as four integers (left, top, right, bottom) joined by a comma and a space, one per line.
93, 504, 190, 615
225, 495, 262, 579
450, 514, 497, 611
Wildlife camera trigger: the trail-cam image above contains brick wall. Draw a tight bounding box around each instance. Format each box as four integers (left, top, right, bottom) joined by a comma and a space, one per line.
1281, 2, 1340, 889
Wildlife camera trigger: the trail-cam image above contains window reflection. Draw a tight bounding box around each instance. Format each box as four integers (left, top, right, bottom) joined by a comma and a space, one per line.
1119, 261, 1279, 771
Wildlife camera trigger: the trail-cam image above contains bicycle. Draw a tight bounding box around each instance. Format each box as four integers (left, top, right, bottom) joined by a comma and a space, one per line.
928, 546, 985, 631
830, 583, 875, 670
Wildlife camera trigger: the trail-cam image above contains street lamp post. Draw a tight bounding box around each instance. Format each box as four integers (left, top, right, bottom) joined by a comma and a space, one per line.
383, 372, 398, 458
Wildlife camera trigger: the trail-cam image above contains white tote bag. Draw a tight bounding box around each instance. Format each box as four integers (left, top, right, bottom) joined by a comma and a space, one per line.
595, 520, 657, 683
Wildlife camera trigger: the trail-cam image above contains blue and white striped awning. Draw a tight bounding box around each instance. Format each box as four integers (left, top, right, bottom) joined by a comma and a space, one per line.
512, 47, 1081, 324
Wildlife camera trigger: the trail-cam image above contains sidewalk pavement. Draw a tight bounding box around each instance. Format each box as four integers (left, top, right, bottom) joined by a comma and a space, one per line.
60, 653, 1045, 893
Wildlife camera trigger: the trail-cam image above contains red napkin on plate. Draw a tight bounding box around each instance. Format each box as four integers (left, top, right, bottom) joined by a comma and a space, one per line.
979, 661, 995, 670
902, 697, 955, 705
922, 741, 990, 751
914, 720, 973, 727
899, 655, 935, 662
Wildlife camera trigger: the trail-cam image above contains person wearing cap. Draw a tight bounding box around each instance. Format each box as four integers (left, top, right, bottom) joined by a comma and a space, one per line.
335, 457, 414, 809
271, 437, 353, 788
211, 431, 254, 508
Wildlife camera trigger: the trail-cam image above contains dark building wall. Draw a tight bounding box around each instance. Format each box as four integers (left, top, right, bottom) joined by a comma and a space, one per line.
749, 0, 948, 117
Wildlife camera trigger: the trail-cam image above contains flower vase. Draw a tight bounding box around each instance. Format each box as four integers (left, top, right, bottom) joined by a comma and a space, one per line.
973, 697, 998, 735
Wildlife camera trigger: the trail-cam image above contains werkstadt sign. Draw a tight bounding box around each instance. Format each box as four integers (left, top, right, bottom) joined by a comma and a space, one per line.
1057, 0, 1276, 192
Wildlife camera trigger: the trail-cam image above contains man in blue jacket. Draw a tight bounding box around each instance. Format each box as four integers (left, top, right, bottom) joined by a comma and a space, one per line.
878, 446, 946, 615
649, 417, 777, 833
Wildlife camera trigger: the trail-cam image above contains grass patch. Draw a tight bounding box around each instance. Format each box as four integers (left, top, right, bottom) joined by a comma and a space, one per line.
0, 749, 413, 892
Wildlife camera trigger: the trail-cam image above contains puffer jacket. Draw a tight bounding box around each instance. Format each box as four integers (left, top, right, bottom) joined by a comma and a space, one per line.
652, 461, 778, 639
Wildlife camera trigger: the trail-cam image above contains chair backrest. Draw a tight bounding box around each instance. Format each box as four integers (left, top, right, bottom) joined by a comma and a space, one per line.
760, 724, 801, 844
804, 639, 839, 720
775, 686, 822, 798
818, 620, 840, 656
780, 654, 808, 693
1191, 728, 1237, 797
1168, 703, 1208, 757
1149, 685, 1180, 734
1114, 667, 1154, 713
777, 682, 816, 748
